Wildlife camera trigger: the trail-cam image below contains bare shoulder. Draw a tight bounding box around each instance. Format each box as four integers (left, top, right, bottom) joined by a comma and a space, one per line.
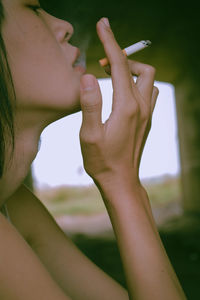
6, 184, 75, 250
6, 184, 128, 300
0, 207, 71, 299
6, 184, 57, 243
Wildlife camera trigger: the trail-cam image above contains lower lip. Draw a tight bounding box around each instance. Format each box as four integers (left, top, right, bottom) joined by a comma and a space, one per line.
74, 65, 86, 74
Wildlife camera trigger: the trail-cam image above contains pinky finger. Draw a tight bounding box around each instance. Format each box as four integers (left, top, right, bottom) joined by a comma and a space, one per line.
103, 66, 159, 115
151, 86, 159, 115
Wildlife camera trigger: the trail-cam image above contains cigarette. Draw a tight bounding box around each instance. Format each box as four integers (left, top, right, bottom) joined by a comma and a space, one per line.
99, 40, 151, 67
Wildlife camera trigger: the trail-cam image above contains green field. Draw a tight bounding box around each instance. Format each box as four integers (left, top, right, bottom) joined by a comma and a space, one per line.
36, 175, 182, 217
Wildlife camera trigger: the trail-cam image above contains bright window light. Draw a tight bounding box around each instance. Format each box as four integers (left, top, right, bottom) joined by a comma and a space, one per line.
32, 78, 180, 188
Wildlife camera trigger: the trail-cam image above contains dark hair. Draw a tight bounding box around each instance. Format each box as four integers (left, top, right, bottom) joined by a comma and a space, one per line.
0, 0, 15, 177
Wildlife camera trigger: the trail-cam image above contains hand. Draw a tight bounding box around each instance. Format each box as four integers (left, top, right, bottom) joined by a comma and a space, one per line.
79, 18, 159, 186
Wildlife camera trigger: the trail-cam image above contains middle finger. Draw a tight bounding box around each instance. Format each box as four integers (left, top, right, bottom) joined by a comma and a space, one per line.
127, 59, 156, 101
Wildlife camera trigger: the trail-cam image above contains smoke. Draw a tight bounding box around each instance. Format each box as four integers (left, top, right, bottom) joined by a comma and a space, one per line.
40, 0, 93, 68
71, 28, 91, 69
73, 51, 87, 69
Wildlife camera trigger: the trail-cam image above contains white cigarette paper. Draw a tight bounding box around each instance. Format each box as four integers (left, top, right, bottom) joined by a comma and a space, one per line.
99, 40, 151, 67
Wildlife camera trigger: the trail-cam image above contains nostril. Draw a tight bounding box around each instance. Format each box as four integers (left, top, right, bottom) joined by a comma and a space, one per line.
64, 32, 71, 41
64, 24, 74, 42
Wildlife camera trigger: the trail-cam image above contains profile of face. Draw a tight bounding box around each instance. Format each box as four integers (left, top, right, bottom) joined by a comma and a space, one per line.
2, 0, 85, 115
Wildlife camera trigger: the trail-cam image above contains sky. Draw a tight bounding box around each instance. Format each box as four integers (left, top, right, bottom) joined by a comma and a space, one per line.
32, 78, 180, 188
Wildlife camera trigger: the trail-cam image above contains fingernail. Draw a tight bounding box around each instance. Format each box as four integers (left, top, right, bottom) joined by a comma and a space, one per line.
80, 74, 96, 91
101, 17, 110, 27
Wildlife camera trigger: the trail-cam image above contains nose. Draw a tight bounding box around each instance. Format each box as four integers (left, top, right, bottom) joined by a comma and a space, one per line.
43, 11, 74, 43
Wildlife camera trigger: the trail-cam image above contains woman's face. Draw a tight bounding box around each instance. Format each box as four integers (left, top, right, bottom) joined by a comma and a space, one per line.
2, 0, 85, 114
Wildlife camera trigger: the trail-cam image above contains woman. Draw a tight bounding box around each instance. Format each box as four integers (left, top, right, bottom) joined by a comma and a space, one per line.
0, 1, 186, 299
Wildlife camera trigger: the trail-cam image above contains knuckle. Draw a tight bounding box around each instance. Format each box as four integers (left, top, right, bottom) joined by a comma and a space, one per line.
83, 102, 101, 114
124, 102, 140, 118
80, 130, 101, 145
143, 65, 156, 76
140, 107, 150, 122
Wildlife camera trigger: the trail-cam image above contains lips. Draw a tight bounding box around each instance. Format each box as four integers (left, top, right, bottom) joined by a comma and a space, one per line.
73, 49, 86, 72
74, 65, 86, 73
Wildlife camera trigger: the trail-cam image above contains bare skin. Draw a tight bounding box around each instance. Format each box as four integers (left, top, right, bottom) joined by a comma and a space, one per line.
1, 0, 83, 201
0, 1, 187, 299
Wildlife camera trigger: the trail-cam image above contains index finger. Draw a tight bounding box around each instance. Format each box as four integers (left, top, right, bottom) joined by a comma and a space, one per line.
97, 18, 134, 104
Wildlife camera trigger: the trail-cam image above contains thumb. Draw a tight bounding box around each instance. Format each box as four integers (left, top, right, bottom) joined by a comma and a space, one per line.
80, 74, 102, 130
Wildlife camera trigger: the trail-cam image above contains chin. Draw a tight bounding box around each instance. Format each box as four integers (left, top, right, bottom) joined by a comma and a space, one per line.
66, 101, 81, 115
50, 95, 81, 118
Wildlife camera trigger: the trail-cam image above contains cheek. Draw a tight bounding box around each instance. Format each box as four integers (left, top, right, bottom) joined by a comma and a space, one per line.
9, 48, 81, 110
3, 19, 81, 111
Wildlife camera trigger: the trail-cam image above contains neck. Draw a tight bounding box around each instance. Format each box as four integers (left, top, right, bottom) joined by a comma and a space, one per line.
0, 108, 67, 203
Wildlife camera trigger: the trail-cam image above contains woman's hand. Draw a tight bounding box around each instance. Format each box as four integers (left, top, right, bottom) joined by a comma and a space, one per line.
79, 18, 159, 187
79, 23, 187, 299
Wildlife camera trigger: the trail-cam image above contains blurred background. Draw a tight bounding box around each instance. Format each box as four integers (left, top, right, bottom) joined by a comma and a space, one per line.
27, 0, 200, 298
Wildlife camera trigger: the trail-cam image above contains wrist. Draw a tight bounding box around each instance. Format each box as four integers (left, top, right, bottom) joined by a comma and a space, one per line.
94, 172, 146, 207
94, 168, 141, 189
